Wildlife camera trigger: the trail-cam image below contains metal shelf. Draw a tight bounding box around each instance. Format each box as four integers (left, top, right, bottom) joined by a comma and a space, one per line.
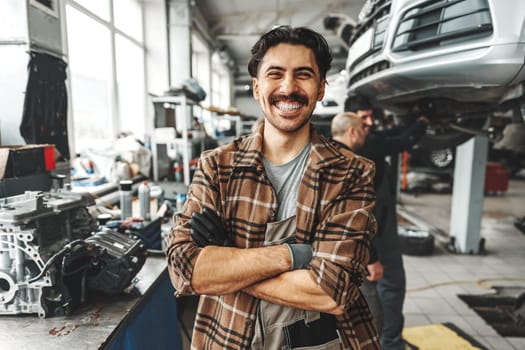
150, 94, 201, 185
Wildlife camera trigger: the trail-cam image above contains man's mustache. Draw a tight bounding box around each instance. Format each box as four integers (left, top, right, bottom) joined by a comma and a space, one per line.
269, 93, 308, 105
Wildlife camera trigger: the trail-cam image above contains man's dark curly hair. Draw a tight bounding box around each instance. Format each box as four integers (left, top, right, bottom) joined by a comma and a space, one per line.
247, 25, 332, 81
344, 94, 373, 112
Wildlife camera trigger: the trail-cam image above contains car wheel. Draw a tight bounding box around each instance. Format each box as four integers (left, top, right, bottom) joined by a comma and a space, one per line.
427, 148, 454, 169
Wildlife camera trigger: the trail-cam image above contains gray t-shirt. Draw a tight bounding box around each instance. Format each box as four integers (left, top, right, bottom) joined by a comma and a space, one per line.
252, 143, 315, 350
254, 144, 341, 349
263, 142, 311, 220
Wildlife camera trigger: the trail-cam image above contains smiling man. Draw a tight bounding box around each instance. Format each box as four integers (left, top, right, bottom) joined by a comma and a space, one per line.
167, 26, 380, 350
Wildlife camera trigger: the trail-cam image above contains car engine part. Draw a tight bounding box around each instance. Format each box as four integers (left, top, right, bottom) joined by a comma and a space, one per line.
0, 191, 147, 318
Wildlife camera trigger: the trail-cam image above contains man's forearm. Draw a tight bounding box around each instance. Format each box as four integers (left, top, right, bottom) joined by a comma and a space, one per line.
192, 245, 291, 295
243, 270, 344, 315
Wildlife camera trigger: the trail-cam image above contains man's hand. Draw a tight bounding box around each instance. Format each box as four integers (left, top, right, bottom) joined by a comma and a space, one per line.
417, 116, 429, 124
189, 207, 232, 247
366, 261, 384, 281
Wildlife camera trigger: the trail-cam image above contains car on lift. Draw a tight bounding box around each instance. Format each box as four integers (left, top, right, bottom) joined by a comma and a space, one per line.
345, 0, 525, 150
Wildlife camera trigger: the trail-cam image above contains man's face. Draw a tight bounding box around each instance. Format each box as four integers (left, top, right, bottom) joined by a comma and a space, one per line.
252, 43, 325, 134
356, 109, 374, 136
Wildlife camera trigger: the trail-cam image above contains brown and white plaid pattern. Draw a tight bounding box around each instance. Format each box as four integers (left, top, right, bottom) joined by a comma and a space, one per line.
166, 125, 380, 349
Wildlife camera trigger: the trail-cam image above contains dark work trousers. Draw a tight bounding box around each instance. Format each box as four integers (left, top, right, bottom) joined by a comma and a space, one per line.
360, 281, 383, 337
362, 167, 406, 350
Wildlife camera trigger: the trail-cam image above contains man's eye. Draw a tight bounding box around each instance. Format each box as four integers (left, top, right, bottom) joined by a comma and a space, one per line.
267, 72, 281, 78
296, 72, 313, 79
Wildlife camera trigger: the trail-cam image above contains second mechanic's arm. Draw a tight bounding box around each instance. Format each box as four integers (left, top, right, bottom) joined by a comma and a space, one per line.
372, 117, 428, 154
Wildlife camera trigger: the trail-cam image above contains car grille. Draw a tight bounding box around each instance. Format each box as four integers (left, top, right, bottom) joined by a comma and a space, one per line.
392, 0, 493, 52
349, 60, 391, 85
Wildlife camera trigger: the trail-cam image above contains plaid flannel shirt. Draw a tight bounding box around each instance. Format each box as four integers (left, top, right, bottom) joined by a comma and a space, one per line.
166, 125, 380, 349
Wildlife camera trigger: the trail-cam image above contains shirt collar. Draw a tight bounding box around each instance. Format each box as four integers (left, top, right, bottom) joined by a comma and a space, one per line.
232, 121, 348, 171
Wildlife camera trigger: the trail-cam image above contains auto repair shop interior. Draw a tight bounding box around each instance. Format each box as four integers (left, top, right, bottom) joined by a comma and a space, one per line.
0, 0, 524, 349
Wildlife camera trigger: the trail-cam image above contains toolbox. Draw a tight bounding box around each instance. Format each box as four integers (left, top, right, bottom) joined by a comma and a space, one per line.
484, 162, 509, 194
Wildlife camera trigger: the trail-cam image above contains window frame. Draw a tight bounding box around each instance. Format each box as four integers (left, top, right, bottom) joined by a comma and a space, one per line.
63, 0, 147, 155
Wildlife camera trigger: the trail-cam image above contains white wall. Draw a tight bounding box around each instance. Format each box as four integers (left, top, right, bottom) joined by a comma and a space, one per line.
143, 0, 170, 137
235, 95, 261, 118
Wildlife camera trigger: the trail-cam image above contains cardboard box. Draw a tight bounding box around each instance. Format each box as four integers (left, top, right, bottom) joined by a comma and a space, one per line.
0, 144, 56, 180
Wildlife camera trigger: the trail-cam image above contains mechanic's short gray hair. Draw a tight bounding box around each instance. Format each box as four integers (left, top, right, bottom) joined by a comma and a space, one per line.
331, 112, 361, 137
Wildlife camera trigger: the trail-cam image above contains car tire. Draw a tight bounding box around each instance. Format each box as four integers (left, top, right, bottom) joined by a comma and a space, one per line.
425, 148, 454, 169
399, 227, 435, 256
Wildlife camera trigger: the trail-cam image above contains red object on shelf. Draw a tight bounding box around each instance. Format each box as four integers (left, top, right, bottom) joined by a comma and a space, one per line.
484, 162, 509, 194
44, 145, 56, 171
0, 144, 55, 179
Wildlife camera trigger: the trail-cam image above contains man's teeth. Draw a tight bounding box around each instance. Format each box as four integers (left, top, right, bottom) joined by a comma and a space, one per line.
276, 101, 302, 111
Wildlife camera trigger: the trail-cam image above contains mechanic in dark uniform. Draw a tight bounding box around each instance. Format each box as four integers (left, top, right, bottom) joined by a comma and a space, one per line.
345, 94, 428, 350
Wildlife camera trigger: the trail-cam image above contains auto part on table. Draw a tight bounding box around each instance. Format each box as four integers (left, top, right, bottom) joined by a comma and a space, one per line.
0, 191, 147, 318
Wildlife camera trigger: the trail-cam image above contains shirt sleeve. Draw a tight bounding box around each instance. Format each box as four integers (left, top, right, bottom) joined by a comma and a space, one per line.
308, 158, 377, 308
165, 153, 220, 297
370, 120, 428, 154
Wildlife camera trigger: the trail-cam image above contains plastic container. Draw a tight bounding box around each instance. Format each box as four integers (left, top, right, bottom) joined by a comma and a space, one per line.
138, 181, 151, 220
174, 160, 183, 183
150, 185, 165, 210
97, 213, 112, 226
176, 193, 186, 212
119, 180, 133, 220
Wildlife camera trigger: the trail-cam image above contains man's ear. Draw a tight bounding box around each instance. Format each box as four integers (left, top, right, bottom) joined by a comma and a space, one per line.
252, 78, 260, 100
347, 127, 356, 139
317, 79, 326, 101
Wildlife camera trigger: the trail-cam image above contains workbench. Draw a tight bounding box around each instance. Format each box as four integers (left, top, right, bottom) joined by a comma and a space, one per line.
0, 255, 182, 350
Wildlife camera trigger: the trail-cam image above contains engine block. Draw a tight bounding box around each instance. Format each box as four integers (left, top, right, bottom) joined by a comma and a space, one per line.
0, 191, 146, 318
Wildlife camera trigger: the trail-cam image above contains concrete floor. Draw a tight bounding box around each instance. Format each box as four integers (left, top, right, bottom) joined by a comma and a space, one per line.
176, 179, 525, 350
400, 179, 525, 350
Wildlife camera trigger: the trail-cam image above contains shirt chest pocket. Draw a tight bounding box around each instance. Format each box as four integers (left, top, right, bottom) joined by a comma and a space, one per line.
264, 215, 297, 245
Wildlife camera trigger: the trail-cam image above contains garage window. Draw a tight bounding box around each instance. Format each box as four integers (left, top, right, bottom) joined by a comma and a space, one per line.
65, 0, 145, 153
